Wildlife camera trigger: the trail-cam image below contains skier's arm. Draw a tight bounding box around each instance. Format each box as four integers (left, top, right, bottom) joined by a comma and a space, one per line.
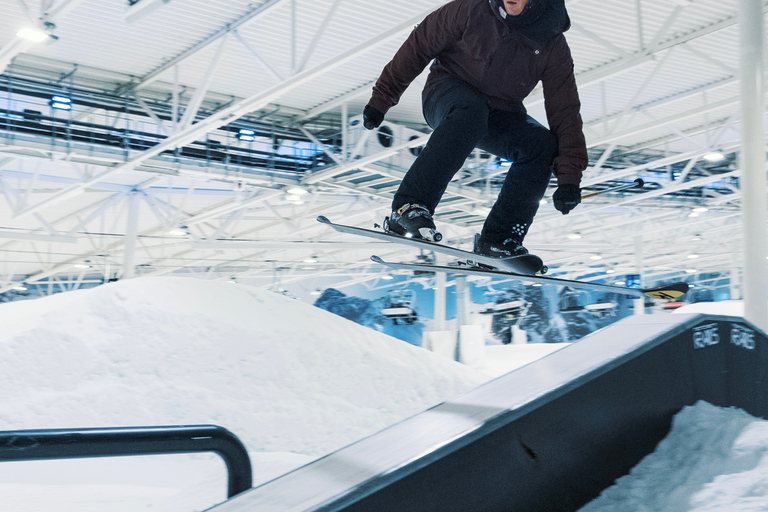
541, 35, 589, 186
367, 0, 466, 115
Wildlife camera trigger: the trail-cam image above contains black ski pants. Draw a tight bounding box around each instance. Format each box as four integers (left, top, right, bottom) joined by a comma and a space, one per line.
392, 78, 557, 242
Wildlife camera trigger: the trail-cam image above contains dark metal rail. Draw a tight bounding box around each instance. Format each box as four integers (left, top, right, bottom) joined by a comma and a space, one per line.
0, 425, 252, 498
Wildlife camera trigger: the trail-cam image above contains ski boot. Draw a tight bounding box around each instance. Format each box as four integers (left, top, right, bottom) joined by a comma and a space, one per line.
473, 233, 529, 258
383, 203, 443, 242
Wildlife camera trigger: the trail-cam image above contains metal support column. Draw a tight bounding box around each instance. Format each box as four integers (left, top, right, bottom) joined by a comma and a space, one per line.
739, 0, 768, 331
633, 234, 645, 315
455, 275, 468, 328
434, 271, 446, 331
123, 193, 140, 279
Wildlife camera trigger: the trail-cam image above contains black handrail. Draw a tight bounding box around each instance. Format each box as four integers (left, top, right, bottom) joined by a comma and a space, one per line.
0, 425, 252, 498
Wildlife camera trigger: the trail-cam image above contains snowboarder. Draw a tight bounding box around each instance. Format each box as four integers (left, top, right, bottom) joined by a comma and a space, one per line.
363, 0, 588, 259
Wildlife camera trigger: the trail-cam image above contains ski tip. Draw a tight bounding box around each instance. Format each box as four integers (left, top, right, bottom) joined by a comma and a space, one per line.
371, 255, 384, 263
316, 215, 330, 224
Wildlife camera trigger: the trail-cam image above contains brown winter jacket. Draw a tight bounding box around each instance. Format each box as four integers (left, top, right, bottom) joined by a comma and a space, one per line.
368, 0, 588, 185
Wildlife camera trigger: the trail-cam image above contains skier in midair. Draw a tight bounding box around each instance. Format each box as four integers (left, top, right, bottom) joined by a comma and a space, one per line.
363, 0, 588, 259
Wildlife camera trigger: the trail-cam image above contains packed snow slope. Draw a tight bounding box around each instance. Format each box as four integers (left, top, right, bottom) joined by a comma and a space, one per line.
0, 277, 487, 457
579, 401, 768, 512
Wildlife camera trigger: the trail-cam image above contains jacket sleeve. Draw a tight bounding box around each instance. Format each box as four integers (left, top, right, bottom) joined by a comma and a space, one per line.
541, 35, 589, 186
368, 0, 466, 114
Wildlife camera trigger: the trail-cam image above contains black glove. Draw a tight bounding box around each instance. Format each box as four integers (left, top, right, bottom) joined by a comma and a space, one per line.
553, 184, 581, 215
363, 104, 385, 130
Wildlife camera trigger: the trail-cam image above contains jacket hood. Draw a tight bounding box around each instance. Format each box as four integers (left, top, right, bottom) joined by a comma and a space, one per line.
491, 0, 570, 45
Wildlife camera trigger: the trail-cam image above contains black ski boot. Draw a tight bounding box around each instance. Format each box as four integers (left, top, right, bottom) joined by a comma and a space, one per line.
474, 233, 528, 258
384, 204, 443, 242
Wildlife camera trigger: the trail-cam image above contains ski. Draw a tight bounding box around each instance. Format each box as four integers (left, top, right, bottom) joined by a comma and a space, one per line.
317, 215, 543, 275
370, 255, 690, 300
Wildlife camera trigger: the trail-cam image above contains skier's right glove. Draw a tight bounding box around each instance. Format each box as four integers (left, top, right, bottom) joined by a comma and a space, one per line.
553, 184, 582, 215
363, 105, 385, 130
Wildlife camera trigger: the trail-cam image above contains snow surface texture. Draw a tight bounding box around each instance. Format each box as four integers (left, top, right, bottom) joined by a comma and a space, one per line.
579, 401, 768, 512
0, 277, 486, 511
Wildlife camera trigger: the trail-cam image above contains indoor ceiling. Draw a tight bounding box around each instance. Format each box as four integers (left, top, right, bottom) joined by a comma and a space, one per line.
0, 0, 761, 299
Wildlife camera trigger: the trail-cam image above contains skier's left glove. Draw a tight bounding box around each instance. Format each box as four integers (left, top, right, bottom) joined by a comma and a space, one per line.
363, 105, 385, 130
553, 184, 581, 215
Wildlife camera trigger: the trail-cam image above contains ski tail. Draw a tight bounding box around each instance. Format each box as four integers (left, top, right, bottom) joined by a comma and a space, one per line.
640, 282, 689, 300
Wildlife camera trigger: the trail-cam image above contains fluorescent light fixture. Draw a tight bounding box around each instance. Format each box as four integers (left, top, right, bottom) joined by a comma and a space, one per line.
692, 207, 709, 213
285, 194, 304, 205
686, 269, 697, 274
590, 255, 602, 261
12, 286, 27, 291
49, 95, 72, 110
381, 275, 394, 280
310, 289, 322, 296
702, 152, 725, 162
303, 257, 317, 264
125, 0, 172, 23
532, 283, 543, 287
614, 281, 625, 286
606, 269, 616, 274
17, 27, 49, 42
167, 228, 187, 236
567, 233, 582, 240
687, 254, 700, 259
74, 264, 91, 269
237, 128, 256, 142
287, 186, 308, 196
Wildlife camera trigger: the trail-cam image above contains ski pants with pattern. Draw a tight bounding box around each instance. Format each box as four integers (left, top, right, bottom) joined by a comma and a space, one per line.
391, 78, 557, 243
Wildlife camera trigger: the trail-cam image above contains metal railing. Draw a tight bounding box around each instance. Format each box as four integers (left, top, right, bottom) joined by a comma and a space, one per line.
0, 425, 252, 498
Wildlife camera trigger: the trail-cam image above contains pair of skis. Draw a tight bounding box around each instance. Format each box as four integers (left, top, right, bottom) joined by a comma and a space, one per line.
317, 216, 689, 300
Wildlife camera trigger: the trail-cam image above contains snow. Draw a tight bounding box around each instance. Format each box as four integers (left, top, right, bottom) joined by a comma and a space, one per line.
0, 277, 487, 511
579, 401, 768, 512
479, 343, 569, 378
3, 279, 767, 511
673, 300, 745, 316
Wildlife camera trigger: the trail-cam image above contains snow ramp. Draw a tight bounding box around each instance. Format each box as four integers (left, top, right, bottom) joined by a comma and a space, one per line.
209, 313, 768, 512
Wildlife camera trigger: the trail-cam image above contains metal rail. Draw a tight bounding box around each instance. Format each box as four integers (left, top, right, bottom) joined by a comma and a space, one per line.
0, 425, 252, 498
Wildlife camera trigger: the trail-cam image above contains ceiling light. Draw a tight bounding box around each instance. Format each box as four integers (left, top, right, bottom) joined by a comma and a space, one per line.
381, 275, 394, 280
125, 0, 173, 23
49, 95, 72, 111
532, 283, 542, 287
74, 264, 91, 269
17, 27, 49, 42
686, 269, 697, 274
567, 233, 582, 240
590, 255, 602, 261
692, 207, 708, 213
691, 236, 702, 241
303, 257, 317, 264
606, 269, 616, 274
310, 289, 322, 296
614, 281, 625, 286
12, 286, 27, 291
286, 186, 308, 196
687, 254, 700, 259
237, 129, 256, 142
167, 228, 187, 236
539, 199, 548, 205
702, 152, 725, 162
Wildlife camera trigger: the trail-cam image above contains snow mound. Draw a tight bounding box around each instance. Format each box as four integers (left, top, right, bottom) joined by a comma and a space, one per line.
579, 401, 768, 512
673, 300, 745, 316
0, 277, 486, 456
